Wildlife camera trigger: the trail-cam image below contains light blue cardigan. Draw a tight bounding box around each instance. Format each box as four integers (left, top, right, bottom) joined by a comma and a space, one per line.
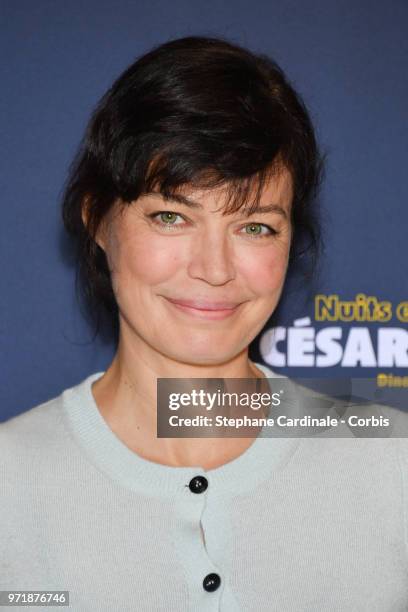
1, 363, 408, 611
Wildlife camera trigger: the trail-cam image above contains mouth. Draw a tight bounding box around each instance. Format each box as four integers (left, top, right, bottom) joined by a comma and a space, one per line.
162, 296, 244, 320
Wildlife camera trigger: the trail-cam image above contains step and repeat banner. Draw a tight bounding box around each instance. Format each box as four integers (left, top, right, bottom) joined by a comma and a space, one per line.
255, 294, 408, 411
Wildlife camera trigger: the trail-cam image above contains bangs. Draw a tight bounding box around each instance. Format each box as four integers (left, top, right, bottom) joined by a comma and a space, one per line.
119, 149, 291, 217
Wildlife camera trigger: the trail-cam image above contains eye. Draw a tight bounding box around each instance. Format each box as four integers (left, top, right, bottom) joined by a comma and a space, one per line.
241, 223, 277, 238
149, 211, 186, 229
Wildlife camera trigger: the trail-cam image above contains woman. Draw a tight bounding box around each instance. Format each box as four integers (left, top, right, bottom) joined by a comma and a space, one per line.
2, 36, 407, 611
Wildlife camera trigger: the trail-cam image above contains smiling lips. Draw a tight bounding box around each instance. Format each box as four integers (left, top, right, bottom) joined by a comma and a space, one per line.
163, 297, 243, 320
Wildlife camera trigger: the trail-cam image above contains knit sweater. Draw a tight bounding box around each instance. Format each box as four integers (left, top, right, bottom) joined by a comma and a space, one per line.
1, 363, 408, 611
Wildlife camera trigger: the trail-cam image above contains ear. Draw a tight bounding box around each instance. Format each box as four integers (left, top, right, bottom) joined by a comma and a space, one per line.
81, 196, 106, 251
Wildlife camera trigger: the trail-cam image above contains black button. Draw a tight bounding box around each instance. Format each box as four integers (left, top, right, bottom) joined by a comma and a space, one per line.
188, 475, 208, 494
203, 572, 221, 592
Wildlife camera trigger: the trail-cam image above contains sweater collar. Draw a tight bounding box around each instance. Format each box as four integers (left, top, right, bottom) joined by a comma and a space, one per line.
61, 363, 302, 498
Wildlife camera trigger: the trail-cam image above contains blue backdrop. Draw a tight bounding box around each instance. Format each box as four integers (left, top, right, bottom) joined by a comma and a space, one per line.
1, 0, 407, 420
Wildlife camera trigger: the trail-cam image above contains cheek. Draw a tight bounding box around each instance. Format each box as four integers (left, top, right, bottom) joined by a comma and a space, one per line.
238, 245, 289, 295
112, 235, 183, 286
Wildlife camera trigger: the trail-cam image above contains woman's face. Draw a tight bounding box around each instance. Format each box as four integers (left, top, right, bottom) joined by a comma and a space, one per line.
96, 168, 293, 365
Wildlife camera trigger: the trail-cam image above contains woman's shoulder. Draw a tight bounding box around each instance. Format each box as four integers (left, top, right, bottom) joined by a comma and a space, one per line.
0, 373, 94, 457
0, 371, 104, 466
0, 371, 102, 438
0, 396, 68, 511
0, 393, 65, 458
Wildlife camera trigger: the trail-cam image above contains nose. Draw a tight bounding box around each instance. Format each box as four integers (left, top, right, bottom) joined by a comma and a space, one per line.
187, 227, 236, 286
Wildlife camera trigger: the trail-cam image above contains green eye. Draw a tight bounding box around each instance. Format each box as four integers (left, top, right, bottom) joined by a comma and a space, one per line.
245, 223, 263, 235
160, 212, 179, 224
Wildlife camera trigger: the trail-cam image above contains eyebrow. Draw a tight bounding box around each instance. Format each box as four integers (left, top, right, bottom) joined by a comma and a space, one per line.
156, 193, 288, 219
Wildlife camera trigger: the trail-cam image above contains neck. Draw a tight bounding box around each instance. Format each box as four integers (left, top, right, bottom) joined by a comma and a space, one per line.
92, 331, 266, 469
